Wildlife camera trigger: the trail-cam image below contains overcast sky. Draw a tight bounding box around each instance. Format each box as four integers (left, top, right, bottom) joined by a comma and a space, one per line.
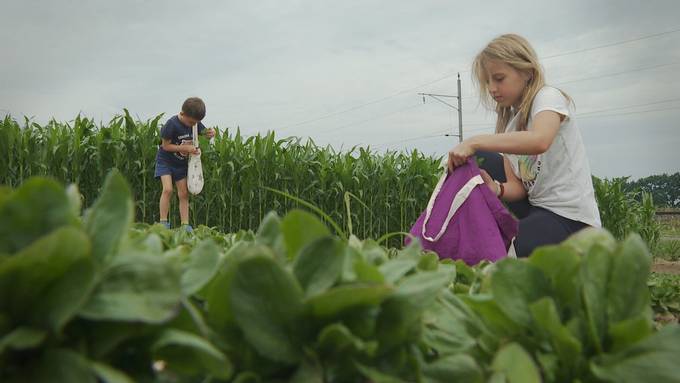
1, 0, 679, 179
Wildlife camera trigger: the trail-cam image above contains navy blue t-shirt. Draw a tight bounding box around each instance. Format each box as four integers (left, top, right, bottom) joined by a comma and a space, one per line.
156, 115, 206, 167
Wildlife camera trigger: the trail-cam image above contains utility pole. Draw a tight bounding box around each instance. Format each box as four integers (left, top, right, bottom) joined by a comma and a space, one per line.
418, 73, 463, 143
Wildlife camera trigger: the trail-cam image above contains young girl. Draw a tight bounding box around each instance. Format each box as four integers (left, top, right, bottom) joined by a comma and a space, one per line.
448, 34, 601, 257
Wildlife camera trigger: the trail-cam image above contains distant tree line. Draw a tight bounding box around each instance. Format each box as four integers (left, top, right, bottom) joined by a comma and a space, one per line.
624, 172, 680, 208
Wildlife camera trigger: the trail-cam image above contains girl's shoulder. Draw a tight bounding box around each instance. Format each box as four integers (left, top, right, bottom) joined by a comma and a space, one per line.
531, 86, 572, 116
535, 86, 567, 103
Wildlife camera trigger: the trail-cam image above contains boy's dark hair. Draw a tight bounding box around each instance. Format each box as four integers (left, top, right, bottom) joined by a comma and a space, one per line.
182, 97, 206, 120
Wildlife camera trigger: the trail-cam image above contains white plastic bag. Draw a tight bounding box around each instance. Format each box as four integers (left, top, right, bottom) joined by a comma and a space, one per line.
187, 124, 204, 195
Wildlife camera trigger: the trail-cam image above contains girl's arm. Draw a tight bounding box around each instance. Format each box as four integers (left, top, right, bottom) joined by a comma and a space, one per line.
499, 155, 527, 202
478, 156, 527, 202
448, 110, 563, 170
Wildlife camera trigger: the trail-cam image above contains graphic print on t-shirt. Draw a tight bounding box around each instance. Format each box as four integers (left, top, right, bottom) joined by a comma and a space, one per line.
517, 154, 542, 190
175, 134, 192, 160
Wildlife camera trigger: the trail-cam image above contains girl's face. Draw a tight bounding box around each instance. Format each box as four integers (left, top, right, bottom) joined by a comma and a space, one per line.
484, 60, 530, 108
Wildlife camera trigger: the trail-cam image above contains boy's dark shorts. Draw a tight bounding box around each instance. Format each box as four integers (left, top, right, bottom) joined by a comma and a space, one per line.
155, 160, 188, 182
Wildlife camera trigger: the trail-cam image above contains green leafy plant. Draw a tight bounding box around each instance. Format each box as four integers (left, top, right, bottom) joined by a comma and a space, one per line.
593, 176, 661, 250
1, 171, 679, 382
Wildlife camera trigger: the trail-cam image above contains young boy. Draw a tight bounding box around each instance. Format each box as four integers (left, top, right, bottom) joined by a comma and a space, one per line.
155, 97, 215, 232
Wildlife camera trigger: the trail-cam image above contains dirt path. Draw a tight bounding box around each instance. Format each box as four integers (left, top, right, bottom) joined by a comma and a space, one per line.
652, 259, 680, 274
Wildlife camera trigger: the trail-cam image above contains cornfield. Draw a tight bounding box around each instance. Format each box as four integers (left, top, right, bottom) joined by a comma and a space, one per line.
0, 112, 441, 246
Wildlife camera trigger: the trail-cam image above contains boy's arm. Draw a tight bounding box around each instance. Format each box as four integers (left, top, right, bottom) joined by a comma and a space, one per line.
161, 139, 195, 154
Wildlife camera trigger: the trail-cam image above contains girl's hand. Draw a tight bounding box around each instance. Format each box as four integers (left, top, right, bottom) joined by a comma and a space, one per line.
205, 128, 216, 139
447, 141, 476, 172
479, 169, 499, 195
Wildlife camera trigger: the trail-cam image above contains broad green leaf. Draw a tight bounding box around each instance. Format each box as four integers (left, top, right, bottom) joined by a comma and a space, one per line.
564, 228, 617, 255
356, 363, 407, 383
84, 169, 134, 264
281, 209, 330, 260
65, 184, 82, 217
25, 348, 97, 383
361, 239, 390, 265
607, 315, 654, 353
341, 245, 361, 282
0, 185, 11, 207
437, 260, 457, 285
290, 356, 324, 383
591, 325, 680, 382
453, 260, 476, 284
90, 362, 134, 383
0, 178, 78, 254
0, 227, 94, 331
233, 371, 262, 383
528, 245, 582, 312
417, 252, 440, 271
490, 259, 552, 328
422, 354, 483, 383
353, 257, 385, 284
84, 321, 149, 360
317, 323, 375, 358
606, 234, 651, 323
423, 291, 478, 356
536, 352, 559, 383
491, 343, 542, 383
152, 329, 233, 379
339, 306, 381, 340
580, 244, 612, 353
377, 270, 450, 350
180, 239, 221, 296
140, 233, 163, 253
461, 294, 521, 337
230, 255, 304, 364
529, 297, 582, 372
293, 236, 346, 297
79, 251, 182, 323
36, 254, 96, 333
306, 284, 393, 318
255, 211, 286, 258
378, 258, 419, 284
205, 243, 270, 331
0, 326, 46, 353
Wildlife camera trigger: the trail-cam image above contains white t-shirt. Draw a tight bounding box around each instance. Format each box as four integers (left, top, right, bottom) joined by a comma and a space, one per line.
503, 86, 602, 227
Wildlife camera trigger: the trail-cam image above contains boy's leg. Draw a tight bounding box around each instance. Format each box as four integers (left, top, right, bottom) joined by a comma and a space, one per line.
175, 178, 190, 225
475, 151, 530, 219
159, 175, 174, 222
514, 207, 588, 258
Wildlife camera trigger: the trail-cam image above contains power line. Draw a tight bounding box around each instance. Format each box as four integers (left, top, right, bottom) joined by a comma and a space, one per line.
578, 106, 680, 120
276, 73, 459, 133
554, 62, 680, 86
577, 97, 680, 116
373, 132, 447, 150
462, 105, 680, 131
313, 103, 424, 137
464, 97, 680, 127
277, 26, 680, 133
541, 26, 680, 60
461, 60, 680, 101
375, 106, 680, 149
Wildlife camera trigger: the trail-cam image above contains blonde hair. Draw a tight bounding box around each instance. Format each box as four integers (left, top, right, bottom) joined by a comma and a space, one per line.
472, 34, 571, 133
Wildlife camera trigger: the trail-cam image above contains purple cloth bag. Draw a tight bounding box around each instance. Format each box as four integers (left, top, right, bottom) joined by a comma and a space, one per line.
406, 158, 518, 265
